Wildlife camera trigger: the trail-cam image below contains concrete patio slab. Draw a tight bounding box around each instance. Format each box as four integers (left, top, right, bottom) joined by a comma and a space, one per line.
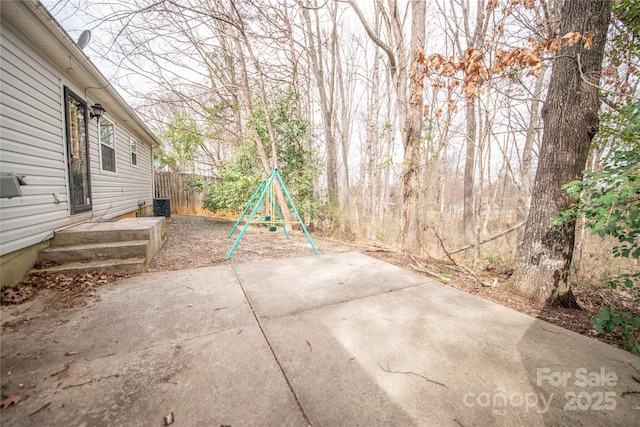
231, 251, 428, 318
1, 267, 304, 426
1, 251, 639, 426
237, 252, 640, 426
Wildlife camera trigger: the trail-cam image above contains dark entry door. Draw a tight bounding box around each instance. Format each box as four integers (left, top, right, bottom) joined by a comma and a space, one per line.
64, 87, 92, 214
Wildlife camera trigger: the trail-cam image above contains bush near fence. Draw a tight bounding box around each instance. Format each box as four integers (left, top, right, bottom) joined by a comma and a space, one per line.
154, 172, 219, 215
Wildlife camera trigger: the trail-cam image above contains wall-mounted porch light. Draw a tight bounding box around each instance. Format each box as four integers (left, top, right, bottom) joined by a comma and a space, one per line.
90, 103, 105, 121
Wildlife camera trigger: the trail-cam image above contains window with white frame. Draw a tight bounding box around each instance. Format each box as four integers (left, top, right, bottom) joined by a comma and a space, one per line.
99, 118, 116, 172
130, 137, 138, 166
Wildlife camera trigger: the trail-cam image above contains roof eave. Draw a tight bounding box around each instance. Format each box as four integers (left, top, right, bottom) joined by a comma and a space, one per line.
3, 0, 160, 147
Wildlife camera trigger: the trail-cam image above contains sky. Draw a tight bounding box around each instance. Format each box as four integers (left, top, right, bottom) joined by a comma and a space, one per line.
41, 0, 141, 97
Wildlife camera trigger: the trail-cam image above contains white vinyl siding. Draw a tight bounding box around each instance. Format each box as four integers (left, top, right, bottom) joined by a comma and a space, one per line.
90, 129, 153, 217
0, 20, 70, 255
0, 17, 155, 256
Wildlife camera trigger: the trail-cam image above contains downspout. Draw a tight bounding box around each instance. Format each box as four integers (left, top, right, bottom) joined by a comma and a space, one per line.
150, 146, 155, 217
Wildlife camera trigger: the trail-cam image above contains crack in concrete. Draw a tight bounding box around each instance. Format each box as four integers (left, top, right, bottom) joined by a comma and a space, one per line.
230, 264, 312, 426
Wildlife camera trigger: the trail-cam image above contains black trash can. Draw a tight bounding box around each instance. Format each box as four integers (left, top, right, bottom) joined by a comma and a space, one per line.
153, 198, 171, 217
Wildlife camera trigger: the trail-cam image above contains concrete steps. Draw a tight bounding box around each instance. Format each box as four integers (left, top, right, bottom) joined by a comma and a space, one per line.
40, 240, 150, 264
34, 217, 166, 275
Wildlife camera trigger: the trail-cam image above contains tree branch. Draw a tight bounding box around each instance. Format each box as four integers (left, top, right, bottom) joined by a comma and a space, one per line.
433, 227, 494, 287
347, 0, 397, 76
449, 221, 526, 255
408, 255, 444, 281
575, 53, 638, 102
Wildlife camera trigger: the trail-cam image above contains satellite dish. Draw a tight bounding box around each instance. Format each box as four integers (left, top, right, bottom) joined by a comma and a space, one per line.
77, 30, 91, 50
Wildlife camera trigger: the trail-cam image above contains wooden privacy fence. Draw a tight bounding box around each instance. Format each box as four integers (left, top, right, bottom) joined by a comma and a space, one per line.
154, 172, 219, 215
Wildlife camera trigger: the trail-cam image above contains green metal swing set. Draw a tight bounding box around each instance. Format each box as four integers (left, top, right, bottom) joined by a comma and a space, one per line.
226, 169, 318, 259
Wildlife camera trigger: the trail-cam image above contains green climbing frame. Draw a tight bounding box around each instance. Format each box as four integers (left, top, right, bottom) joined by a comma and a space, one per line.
226, 169, 318, 259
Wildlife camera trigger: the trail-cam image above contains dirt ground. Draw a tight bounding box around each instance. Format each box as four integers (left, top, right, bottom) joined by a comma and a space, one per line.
2, 214, 637, 356
146, 215, 355, 270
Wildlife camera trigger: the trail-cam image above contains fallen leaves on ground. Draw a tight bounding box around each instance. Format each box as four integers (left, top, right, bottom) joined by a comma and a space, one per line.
1, 271, 126, 309
0, 394, 22, 412
163, 412, 175, 425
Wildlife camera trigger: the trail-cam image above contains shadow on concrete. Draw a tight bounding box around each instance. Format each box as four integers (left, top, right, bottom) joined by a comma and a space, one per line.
516, 312, 640, 426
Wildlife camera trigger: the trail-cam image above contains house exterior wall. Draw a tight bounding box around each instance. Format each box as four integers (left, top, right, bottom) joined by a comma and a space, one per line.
0, 19, 71, 256
0, 17, 155, 265
89, 113, 154, 219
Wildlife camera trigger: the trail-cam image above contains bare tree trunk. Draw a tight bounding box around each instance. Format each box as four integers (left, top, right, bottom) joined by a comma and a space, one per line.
473, 98, 489, 265
400, 0, 427, 253
380, 110, 394, 225
516, 65, 547, 244
230, 6, 293, 221
336, 42, 352, 235
282, 5, 302, 114
359, 33, 383, 238
233, 36, 271, 174
512, 0, 612, 307
349, 0, 425, 253
299, 1, 340, 211
441, 0, 494, 245
438, 158, 445, 240
463, 97, 477, 244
